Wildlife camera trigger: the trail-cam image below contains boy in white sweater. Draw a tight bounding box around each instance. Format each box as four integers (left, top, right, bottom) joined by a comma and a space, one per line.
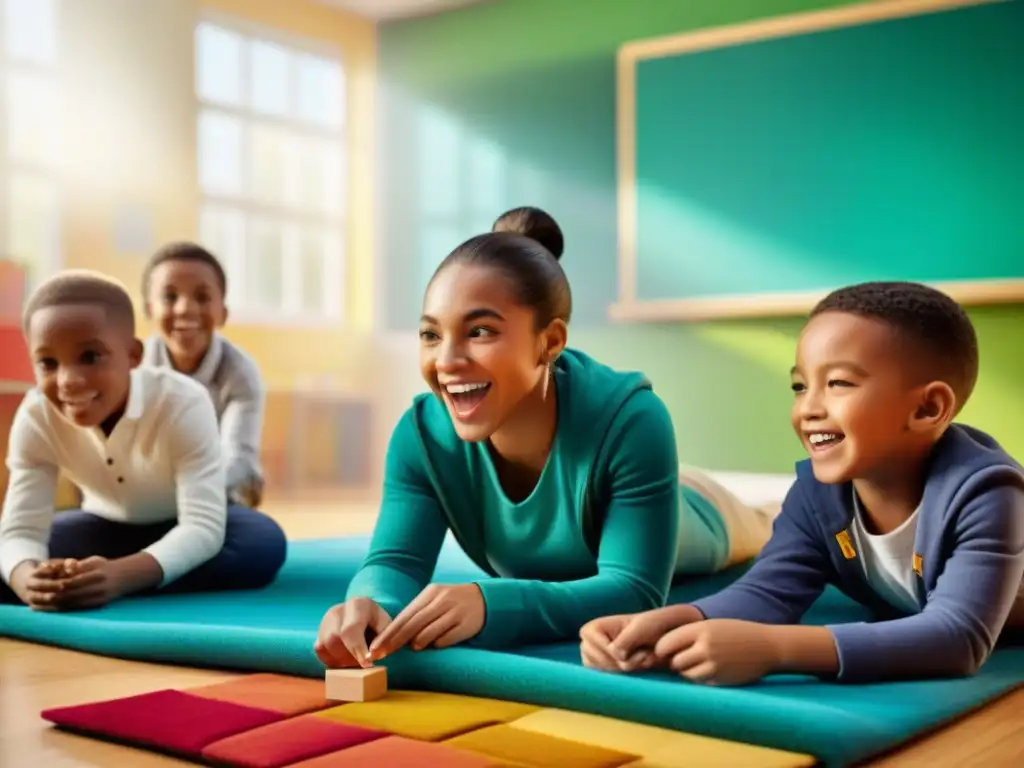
0, 270, 286, 610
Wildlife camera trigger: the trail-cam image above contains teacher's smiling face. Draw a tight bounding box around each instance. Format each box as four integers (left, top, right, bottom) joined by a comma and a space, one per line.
419, 261, 564, 443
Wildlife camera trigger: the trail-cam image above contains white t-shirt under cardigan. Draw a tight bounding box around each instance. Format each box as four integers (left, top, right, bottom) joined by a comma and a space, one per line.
849, 491, 922, 615
142, 332, 265, 492
0, 366, 227, 587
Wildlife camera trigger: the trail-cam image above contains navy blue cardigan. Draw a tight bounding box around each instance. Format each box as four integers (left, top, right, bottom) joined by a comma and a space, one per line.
692, 424, 1024, 683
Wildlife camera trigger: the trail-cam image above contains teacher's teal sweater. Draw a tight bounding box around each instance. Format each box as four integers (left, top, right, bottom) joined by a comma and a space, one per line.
345, 348, 680, 648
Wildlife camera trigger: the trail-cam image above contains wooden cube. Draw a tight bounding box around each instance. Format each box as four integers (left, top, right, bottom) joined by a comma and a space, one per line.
325, 667, 387, 702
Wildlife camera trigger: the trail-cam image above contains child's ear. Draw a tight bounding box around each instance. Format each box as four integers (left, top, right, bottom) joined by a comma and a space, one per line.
128, 338, 144, 368
142, 300, 153, 320
910, 381, 956, 432
219, 304, 229, 328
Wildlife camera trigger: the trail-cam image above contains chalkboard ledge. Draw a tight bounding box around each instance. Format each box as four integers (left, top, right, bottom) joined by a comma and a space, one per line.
610, 279, 1024, 322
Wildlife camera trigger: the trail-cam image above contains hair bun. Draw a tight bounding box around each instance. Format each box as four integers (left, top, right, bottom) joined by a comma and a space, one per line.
491, 206, 564, 260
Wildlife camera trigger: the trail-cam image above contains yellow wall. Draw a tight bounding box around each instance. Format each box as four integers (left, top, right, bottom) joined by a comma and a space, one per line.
59, 0, 377, 392
201, 0, 378, 391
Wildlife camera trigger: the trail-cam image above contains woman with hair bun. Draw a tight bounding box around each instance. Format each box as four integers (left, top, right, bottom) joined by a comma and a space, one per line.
314, 207, 774, 667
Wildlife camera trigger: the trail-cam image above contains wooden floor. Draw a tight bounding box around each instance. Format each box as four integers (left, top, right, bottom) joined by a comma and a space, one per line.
1, 500, 1022, 767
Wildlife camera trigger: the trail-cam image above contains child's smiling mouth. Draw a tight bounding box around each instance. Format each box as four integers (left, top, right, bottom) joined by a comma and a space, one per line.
171, 321, 204, 339
60, 392, 101, 417
807, 431, 845, 453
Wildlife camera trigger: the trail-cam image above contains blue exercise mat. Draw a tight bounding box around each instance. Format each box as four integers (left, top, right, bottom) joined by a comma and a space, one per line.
2, 536, 1021, 766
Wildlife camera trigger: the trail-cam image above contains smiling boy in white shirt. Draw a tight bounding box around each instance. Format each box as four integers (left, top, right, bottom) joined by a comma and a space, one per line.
0, 270, 286, 610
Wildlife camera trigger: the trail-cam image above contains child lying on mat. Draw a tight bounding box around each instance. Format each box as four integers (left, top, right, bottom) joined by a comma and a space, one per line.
0, 270, 287, 611
580, 281, 1024, 685
141, 242, 267, 508
314, 207, 778, 669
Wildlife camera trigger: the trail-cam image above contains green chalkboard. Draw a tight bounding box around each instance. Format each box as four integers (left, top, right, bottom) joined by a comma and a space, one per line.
616, 0, 1024, 320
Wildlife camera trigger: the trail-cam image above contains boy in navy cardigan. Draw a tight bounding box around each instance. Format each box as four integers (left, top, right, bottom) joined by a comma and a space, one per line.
581, 281, 1024, 684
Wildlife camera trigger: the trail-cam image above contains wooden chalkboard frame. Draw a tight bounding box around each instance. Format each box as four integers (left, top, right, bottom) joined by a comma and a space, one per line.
612, 0, 1024, 322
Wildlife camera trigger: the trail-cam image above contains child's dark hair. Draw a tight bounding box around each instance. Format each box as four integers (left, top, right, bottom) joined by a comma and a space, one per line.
23, 269, 136, 334
430, 206, 571, 328
810, 281, 979, 406
142, 241, 227, 298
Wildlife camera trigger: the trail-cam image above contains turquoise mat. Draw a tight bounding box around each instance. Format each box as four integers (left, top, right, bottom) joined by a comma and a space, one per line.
2, 536, 1022, 766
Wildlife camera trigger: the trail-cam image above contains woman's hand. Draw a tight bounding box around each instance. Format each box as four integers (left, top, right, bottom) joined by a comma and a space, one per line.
315, 597, 392, 668
368, 583, 485, 659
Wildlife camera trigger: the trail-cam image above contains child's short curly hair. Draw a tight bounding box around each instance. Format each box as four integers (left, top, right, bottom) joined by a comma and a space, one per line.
23, 269, 136, 334
811, 281, 979, 407
142, 241, 227, 298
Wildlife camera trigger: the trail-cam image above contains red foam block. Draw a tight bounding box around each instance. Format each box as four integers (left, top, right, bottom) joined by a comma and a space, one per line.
41, 689, 283, 757
202, 713, 387, 768
288, 735, 505, 767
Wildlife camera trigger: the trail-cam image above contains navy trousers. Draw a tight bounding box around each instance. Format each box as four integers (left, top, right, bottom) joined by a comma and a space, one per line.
0, 505, 287, 605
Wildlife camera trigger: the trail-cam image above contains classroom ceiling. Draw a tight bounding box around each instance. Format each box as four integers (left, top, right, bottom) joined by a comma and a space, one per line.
321, 0, 490, 21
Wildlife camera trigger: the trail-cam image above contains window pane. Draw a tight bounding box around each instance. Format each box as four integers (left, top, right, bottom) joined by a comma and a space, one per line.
296, 227, 342, 317
467, 138, 506, 216
196, 23, 243, 106
198, 110, 243, 195
296, 53, 344, 129
248, 124, 294, 205
248, 39, 291, 117
7, 72, 60, 164
296, 137, 344, 215
297, 228, 327, 317
7, 172, 59, 287
417, 106, 461, 217
5, 0, 57, 65
198, 204, 245, 302
246, 218, 285, 310
419, 223, 464, 295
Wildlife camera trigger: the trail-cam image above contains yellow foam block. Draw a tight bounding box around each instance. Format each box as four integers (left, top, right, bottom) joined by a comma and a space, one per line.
446, 723, 638, 768
508, 708, 817, 768
316, 690, 539, 742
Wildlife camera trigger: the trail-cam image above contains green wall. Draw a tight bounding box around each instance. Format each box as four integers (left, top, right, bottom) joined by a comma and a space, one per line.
377, 0, 1024, 472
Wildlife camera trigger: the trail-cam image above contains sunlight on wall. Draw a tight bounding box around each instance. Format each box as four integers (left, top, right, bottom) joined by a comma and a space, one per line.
407, 100, 556, 298
693, 322, 800, 371
637, 185, 848, 300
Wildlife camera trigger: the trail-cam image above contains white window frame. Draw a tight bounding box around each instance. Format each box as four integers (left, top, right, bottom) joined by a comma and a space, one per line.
1, 0, 63, 293
195, 11, 347, 327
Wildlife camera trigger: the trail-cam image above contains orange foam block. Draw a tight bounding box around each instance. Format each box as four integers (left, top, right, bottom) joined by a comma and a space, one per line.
187, 674, 333, 716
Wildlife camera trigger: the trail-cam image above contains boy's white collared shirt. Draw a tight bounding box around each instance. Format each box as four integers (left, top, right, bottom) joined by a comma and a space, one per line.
0, 366, 227, 586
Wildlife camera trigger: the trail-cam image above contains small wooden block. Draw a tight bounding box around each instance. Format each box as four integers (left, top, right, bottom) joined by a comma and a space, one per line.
325, 667, 387, 702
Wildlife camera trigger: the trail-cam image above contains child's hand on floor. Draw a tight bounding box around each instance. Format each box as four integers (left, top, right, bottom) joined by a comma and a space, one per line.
315, 597, 393, 669
653, 618, 780, 686
9, 559, 69, 610
231, 479, 264, 509
48, 556, 128, 610
580, 614, 659, 672
580, 604, 705, 673
35, 558, 76, 579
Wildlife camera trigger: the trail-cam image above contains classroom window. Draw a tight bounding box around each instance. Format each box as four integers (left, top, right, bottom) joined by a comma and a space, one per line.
1, 0, 62, 291
195, 17, 346, 323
